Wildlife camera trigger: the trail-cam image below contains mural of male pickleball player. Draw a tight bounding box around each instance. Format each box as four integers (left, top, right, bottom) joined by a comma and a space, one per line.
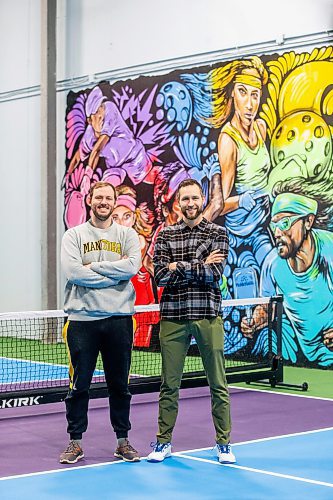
241, 192, 333, 366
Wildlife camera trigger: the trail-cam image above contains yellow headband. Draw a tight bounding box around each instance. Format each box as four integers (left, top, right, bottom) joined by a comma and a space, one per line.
234, 74, 262, 89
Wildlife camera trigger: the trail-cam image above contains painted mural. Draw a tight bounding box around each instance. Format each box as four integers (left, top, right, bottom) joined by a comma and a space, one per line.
63, 46, 333, 368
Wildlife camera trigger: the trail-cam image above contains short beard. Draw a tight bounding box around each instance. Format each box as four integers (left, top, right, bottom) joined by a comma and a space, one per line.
181, 206, 203, 221
278, 225, 308, 259
92, 207, 112, 221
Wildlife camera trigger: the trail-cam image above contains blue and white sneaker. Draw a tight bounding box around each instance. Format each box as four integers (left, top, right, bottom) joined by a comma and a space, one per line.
147, 442, 172, 462
216, 443, 236, 464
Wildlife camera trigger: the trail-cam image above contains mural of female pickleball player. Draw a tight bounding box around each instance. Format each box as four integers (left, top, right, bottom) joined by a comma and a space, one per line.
112, 185, 158, 347
64, 84, 173, 228
180, 57, 274, 300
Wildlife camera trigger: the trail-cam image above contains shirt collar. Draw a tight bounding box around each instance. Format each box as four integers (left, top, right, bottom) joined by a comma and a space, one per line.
178, 217, 209, 231
88, 218, 113, 229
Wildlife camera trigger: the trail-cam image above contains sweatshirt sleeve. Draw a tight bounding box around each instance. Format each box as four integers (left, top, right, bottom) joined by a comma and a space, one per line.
90, 227, 142, 280
61, 230, 119, 288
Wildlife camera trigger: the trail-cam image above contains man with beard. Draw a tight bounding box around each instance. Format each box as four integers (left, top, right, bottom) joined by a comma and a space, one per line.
241, 193, 333, 366
147, 179, 236, 464
60, 182, 142, 464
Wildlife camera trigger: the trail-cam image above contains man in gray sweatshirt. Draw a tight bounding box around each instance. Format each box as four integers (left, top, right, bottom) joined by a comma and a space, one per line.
60, 181, 142, 464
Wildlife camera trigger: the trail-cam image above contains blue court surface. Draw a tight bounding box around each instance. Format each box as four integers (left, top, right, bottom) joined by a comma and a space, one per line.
0, 358, 104, 384
1, 427, 332, 499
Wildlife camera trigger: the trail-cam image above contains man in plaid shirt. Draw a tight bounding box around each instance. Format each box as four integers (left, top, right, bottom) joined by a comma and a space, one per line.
147, 179, 236, 464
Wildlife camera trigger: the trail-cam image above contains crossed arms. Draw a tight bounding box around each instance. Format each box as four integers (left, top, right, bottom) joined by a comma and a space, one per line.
61, 229, 141, 289
153, 230, 228, 287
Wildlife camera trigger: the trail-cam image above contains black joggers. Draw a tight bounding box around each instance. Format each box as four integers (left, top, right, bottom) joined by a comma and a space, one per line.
63, 315, 133, 440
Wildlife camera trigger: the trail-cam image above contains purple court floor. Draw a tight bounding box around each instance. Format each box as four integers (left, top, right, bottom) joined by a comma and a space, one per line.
1, 386, 333, 478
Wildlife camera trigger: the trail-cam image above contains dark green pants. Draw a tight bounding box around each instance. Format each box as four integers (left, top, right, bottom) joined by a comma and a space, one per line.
157, 317, 231, 445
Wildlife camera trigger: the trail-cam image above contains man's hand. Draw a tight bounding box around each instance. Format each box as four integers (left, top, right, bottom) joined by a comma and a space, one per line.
205, 250, 225, 265
240, 305, 268, 339
240, 317, 255, 338
84, 263, 92, 269
323, 328, 333, 350
169, 262, 177, 271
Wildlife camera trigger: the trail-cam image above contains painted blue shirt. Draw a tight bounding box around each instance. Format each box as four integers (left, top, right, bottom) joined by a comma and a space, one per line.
260, 228, 333, 366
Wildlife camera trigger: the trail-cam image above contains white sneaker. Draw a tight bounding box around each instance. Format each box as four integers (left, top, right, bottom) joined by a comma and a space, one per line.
216, 443, 236, 464
147, 442, 172, 462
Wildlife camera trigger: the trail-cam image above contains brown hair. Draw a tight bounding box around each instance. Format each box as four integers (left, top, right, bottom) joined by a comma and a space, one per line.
209, 57, 267, 128
176, 179, 204, 200
89, 181, 117, 199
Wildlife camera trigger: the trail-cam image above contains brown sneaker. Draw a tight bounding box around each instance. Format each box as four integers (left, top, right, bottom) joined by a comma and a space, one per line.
59, 441, 84, 464
114, 439, 140, 462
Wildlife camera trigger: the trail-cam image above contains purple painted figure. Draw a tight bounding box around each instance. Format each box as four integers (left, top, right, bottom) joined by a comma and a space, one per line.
65, 86, 153, 227
69, 86, 153, 185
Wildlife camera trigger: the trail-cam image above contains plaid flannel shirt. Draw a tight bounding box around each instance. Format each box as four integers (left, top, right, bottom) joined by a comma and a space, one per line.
153, 218, 229, 320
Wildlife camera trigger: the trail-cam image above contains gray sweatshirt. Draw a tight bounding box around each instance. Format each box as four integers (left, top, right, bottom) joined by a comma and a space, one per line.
61, 220, 141, 320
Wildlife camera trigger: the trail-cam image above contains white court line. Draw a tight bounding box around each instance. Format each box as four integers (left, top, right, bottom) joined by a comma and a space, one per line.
229, 384, 333, 402
175, 426, 333, 454
0, 374, 104, 387
0, 356, 103, 373
0, 356, 69, 368
173, 454, 333, 489
0, 459, 124, 481
0, 356, 143, 379
1, 427, 333, 482
0, 356, 104, 384
0, 357, 101, 375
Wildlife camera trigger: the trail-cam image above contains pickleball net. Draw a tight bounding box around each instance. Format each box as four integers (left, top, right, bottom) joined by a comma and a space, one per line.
0, 296, 283, 407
